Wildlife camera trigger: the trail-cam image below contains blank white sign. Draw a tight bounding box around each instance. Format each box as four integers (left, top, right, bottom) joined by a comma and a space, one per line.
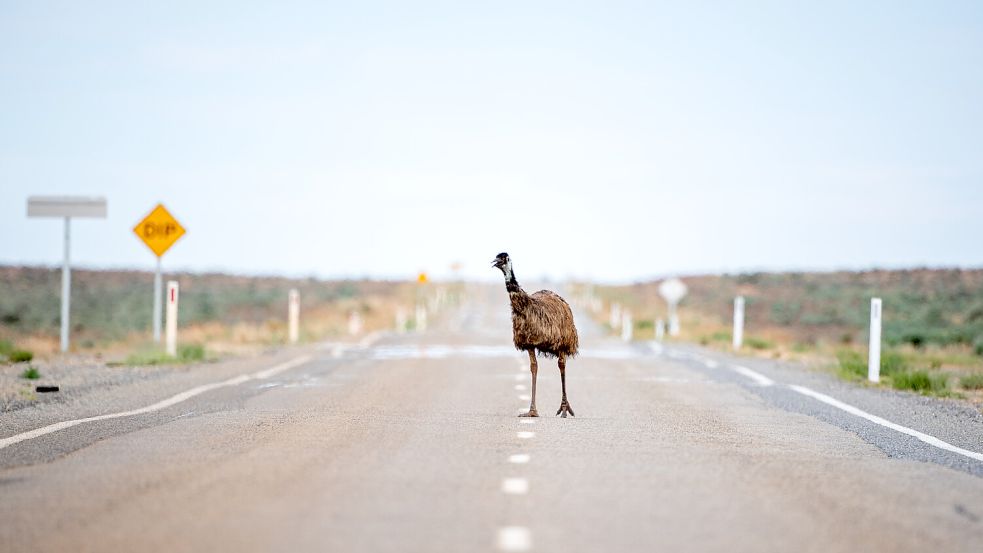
27, 196, 107, 218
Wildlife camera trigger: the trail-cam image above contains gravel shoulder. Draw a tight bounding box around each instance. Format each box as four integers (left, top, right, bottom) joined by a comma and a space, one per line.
666, 340, 983, 476
0, 345, 325, 439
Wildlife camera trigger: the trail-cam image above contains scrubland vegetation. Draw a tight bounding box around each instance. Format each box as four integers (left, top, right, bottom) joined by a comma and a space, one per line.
586, 268, 983, 405
0, 266, 416, 362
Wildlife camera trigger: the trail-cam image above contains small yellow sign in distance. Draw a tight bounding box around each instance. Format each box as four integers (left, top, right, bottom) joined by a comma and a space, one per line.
133, 203, 186, 257
417, 272, 428, 284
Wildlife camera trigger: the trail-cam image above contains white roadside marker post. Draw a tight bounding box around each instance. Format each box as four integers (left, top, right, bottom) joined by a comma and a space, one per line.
868, 298, 882, 383
26, 196, 107, 352
621, 311, 633, 342
348, 311, 362, 335
395, 308, 407, 334
655, 319, 665, 341
733, 296, 745, 351
288, 289, 300, 344
610, 303, 622, 330
165, 281, 179, 357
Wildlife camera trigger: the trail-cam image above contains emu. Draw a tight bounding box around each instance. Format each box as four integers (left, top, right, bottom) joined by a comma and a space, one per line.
492, 252, 579, 417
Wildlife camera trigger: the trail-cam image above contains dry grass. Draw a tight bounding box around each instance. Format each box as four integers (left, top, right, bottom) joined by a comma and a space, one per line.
575, 270, 983, 408
0, 266, 462, 363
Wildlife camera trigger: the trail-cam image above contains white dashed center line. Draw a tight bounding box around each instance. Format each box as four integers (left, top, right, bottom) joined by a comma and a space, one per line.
518, 394, 531, 401
517, 431, 535, 439
514, 384, 526, 391
508, 453, 530, 464
497, 526, 532, 551
502, 477, 529, 495
519, 419, 536, 424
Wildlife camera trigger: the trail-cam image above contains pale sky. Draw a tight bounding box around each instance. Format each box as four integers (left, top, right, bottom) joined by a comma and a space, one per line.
2, 1, 981, 282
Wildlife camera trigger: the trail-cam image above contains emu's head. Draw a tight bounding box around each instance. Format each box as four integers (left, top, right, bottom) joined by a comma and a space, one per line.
492, 252, 511, 273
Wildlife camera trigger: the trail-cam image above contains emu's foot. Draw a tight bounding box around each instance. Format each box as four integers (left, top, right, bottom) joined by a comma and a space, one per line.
555, 401, 575, 418
518, 409, 539, 418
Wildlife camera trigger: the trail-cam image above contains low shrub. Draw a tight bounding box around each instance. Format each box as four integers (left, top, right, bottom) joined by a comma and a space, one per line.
9, 349, 34, 363
901, 333, 925, 348
837, 350, 866, 379
124, 350, 173, 366
178, 344, 206, 362
879, 350, 908, 376
959, 373, 983, 390
891, 370, 948, 393
745, 337, 773, 350
20, 366, 41, 380
124, 344, 207, 366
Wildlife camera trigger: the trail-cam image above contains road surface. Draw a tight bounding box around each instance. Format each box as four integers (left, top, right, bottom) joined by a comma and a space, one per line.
2, 286, 982, 552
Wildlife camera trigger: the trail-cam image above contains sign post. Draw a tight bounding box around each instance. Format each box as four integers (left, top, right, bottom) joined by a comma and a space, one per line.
658, 278, 688, 337
27, 196, 107, 352
416, 272, 428, 333
133, 204, 186, 343
153, 257, 162, 343
868, 298, 882, 383
395, 308, 407, 334
733, 296, 745, 351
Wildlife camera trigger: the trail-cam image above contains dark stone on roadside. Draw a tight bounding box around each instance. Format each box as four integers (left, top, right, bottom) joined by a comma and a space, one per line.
36, 386, 59, 393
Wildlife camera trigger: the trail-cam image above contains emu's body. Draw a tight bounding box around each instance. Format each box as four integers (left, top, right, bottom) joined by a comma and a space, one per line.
508, 289, 579, 358
494, 252, 578, 417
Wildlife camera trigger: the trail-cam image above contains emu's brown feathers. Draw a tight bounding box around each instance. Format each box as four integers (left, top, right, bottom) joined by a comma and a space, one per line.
509, 288, 579, 358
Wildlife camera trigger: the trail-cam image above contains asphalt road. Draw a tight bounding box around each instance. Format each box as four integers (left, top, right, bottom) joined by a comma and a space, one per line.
2, 286, 983, 552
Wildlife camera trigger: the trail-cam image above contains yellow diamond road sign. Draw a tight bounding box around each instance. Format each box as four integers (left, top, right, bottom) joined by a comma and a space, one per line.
133, 204, 185, 257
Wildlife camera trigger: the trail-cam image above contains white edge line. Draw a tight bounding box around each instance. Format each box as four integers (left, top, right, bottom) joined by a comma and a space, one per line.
732, 365, 775, 387
789, 384, 983, 463
0, 355, 313, 451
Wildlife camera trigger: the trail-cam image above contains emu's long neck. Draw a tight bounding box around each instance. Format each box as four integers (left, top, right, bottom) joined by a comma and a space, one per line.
502, 262, 530, 311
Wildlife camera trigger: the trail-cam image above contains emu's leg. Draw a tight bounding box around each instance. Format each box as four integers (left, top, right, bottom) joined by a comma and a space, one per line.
519, 349, 539, 417
556, 353, 575, 418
